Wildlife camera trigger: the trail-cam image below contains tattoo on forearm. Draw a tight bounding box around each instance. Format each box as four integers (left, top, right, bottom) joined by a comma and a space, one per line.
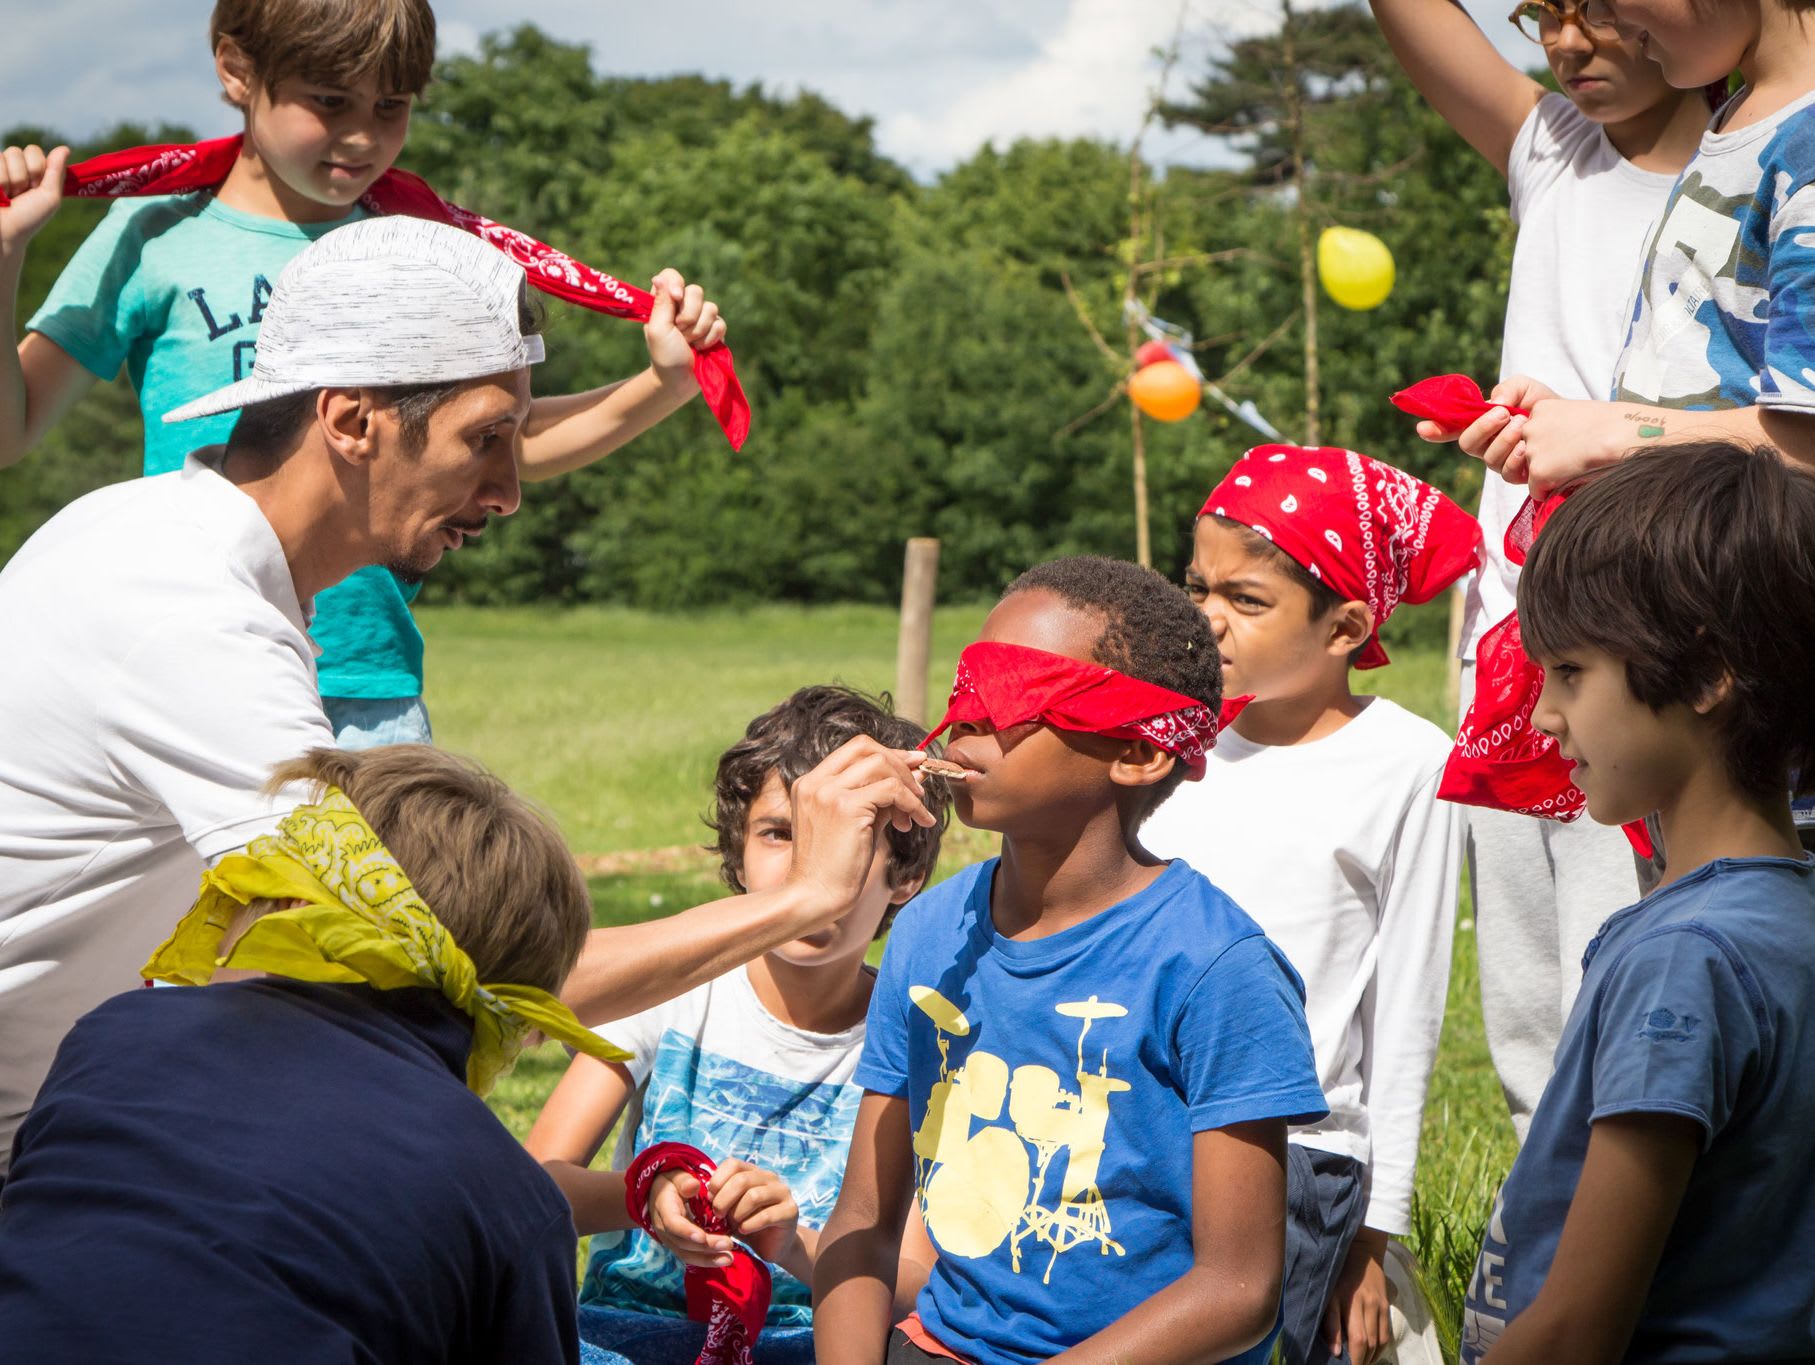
1623, 410, 1667, 439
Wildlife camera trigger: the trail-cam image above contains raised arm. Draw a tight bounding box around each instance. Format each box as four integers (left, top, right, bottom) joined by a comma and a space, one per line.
516, 267, 725, 481
0, 144, 97, 469
561, 738, 935, 1025
1369, 0, 1547, 175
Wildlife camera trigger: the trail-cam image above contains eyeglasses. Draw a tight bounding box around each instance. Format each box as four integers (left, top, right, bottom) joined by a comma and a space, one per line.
1507, 0, 1627, 45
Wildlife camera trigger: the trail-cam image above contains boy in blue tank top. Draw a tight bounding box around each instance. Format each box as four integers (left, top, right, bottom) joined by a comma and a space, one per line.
815, 556, 1327, 1365
0, 0, 728, 746
1459, 441, 1815, 1363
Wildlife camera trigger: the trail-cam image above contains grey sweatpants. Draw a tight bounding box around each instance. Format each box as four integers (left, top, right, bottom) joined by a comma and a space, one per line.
1460, 663, 1643, 1140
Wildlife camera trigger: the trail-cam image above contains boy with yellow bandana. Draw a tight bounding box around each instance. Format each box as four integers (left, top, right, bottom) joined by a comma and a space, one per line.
0, 745, 631, 1364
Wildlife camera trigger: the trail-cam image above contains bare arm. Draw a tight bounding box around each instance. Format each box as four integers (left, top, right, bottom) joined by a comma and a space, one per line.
516, 267, 725, 482
1482, 1114, 1699, 1364
814, 1093, 916, 1365
1368, 0, 1547, 175
524, 1051, 640, 1235
1047, 1120, 1289, 1365
562, 737, 935, 1026
0, 143, 97, 469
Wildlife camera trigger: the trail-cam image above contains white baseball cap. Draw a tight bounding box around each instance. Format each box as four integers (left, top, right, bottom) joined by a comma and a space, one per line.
164, 217, 546, 424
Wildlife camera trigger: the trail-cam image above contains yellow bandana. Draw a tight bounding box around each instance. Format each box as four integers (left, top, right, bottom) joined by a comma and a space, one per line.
142, 787, 630, 1096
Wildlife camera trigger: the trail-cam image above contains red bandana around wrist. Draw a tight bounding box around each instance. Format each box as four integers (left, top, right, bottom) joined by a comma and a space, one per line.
9, 137, 749, 450
1199, 445, 1483, 669
922, 641, 1219, 780
624, 1142, 772, 1365
1389, 373, 1530, 430
1438, 493, 1653, 858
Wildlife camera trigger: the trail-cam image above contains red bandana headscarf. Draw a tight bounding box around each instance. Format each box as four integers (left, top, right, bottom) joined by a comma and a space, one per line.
1199, 445, 1484, 669
5, 137, 749, 449
923, 641, 1218, 780
1437, 493, 1654, 858
624, 1142, 772, 1365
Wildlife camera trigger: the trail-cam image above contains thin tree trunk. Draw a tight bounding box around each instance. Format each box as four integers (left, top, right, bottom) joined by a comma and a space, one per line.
1126, 146, 1153, 568
1283, 0, 1321, 444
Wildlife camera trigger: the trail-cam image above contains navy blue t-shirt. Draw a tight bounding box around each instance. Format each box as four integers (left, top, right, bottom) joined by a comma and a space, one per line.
856, 858, 1327, 1365
1461, 856, 1815, 1362
0, 980, 580, 1364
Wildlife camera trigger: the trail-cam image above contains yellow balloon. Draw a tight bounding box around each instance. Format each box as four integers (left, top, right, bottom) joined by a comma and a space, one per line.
1127, 360, 1202, 422
1317, 226, 1396, 311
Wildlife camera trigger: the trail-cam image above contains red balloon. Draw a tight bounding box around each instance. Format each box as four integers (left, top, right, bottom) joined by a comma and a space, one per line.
1134, 339, 1174, 368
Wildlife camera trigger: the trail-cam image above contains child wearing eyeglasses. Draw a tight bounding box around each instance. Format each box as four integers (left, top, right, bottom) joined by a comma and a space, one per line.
1365, 0, 1704, 1161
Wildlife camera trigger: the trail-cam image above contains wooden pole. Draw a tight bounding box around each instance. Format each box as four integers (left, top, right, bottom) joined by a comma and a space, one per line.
896, 538, 941, 724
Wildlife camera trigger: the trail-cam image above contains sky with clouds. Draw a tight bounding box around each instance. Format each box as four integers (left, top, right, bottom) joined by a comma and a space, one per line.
3, 0, 1537, 177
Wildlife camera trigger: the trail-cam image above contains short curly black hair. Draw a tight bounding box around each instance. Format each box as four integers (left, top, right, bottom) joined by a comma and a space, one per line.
1001, 555, 1221, 818
708, 686, 950, 934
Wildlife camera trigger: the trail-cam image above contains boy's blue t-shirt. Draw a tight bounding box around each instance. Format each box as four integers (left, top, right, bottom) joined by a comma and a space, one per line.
855, 858, 1328, 1365
1461, 856, 1815, 1363
29, 194, 424, 699
1614, 88, 1815, 413
0, 979, 581, 1363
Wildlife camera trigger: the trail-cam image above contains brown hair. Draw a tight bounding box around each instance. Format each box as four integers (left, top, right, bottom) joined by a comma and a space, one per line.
211, 0, 437, 99
1520, 441, 1815, 800
266, 746, 590, 993
709, 686, 948, 933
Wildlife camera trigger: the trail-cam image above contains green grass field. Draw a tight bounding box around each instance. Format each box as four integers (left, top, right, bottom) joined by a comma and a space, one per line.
424, 602, 1514, 1356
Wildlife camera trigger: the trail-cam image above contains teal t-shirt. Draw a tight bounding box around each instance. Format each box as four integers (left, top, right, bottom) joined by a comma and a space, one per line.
29, 194, 424, 699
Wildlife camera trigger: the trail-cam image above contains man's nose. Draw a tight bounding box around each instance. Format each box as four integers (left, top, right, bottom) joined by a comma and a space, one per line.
482, 450, 522, 518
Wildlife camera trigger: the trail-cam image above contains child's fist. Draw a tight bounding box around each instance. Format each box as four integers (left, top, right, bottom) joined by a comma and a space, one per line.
0, 145, 70, 254
705, 1158, 801, 1266
645, 1168, 738, 1269
645, 267, 727, 393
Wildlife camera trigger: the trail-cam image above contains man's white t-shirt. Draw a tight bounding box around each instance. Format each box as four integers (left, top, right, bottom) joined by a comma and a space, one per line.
1460, 93, 1679, 659
1140, 698, 1462, 1235
0, 456, 333, 1170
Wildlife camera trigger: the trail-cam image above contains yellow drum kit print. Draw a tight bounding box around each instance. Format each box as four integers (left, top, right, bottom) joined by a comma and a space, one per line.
910, 987, 1132, 1283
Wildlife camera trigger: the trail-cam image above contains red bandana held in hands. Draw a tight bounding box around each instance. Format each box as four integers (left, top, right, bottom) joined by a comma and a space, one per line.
1200, 445, 1484, 669
922, 641, 1218, 780
5, 137, 749, 450
1438, 493, 1654, 859
624, 1142, 772, 1365
1389, 374, 1530, 430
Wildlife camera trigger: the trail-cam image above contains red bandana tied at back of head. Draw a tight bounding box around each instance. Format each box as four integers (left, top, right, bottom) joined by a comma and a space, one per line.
624, 1142, 772, 1365
1199, 445, 1484, 669
923, 641, 1218, 780
5, 137, 749, 449
1437, 494, 1654, 858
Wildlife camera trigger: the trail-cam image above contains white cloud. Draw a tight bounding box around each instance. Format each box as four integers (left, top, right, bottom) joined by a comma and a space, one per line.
1, 0, 1543, 174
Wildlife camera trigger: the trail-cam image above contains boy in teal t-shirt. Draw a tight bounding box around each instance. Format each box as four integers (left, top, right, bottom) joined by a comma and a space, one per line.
0, 0, 729, 745
26, 192, 425, 728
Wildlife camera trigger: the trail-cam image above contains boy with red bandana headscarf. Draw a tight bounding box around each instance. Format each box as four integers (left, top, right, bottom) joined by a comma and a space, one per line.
1143, 446, 1482, 1365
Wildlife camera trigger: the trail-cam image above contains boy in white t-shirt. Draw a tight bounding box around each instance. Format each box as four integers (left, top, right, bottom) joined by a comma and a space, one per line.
1143, 445, 1483, 1365
527, 686, 948, 1365
1368, 0, 1706, 1140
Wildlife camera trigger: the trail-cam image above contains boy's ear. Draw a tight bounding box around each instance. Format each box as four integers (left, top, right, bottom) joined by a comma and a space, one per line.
1693, 670, 1736, 715
887, 871, 927, 907
1110, 738, 1174, 790
1325, 600, 1375, 658
317, 388, 380, 467
215, 36, 256, 111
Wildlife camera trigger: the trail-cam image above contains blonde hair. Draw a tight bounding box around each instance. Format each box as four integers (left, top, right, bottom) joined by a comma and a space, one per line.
266, 746, 590, 994
211, 0, 437, 99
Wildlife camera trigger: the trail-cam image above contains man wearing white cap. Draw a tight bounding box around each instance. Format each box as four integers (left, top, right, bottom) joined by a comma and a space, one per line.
0, 218, 935, 1174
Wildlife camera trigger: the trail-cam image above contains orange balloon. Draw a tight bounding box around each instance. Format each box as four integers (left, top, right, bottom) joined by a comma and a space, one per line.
1128, 360, 1202, 422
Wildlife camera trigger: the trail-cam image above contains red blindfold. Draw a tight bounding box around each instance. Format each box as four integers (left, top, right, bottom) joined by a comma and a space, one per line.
923, 642, 1218, 780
